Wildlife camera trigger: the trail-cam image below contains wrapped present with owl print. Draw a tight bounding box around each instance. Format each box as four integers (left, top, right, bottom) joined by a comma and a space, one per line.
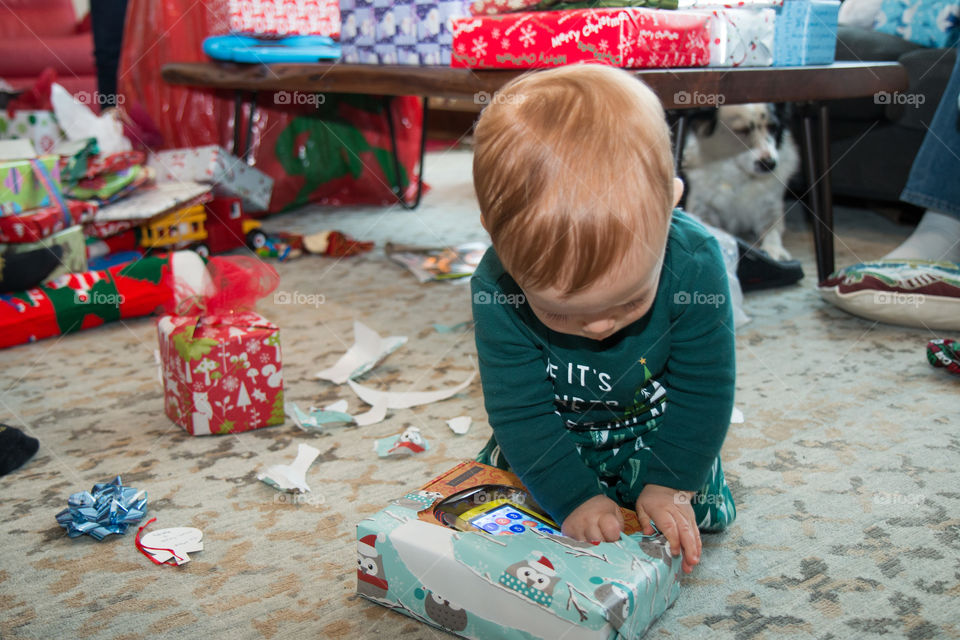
356, 461, 684, 639
157, 312, 284, 436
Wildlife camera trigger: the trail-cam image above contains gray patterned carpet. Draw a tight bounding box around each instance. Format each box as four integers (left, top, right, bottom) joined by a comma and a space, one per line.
1, 150, 958, 640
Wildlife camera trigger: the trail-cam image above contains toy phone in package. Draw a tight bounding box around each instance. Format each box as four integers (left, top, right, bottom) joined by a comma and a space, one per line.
356, 461, 684, 639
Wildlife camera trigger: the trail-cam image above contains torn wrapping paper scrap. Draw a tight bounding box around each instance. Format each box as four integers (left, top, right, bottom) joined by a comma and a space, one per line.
731, 406, 744, 424
258, 443, 321, 493
347, 369, 477, 410
316, 320, 407, 385
354, 401, 388, 427
432, 321, 473, 333
446, 416, 472, 435
376, 426, 429, 458
285, 401, 354, 431
324, 399, 349, 413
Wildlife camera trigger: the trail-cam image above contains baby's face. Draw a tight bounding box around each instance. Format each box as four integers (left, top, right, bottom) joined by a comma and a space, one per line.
523, 237, 666, 341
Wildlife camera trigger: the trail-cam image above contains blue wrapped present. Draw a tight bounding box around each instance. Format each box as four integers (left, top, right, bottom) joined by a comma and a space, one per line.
773, 0, 840, 66
874, 0, 959, 48
356, 462, 684, 640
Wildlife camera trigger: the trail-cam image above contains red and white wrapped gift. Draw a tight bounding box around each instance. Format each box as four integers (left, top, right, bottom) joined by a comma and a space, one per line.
157, 256, 285, 436
148, 146, 273, 213
700, 7, 775, 66
158, 312, 285, 436
227, 0, 340, 38
0, 200, 98, 243
450, 8, 711, 69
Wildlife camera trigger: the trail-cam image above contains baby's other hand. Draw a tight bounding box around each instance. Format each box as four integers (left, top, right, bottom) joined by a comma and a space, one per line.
561, 495, 624, 543
635, 484, 701, 574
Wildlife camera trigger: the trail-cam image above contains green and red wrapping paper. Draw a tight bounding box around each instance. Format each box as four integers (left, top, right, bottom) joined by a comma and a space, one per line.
450, 7, 711, 68
157, 312, 284, 436
0, 254, 174, 349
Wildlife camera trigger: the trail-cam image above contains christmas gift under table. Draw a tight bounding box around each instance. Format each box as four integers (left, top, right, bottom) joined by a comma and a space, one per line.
161, 61, 908, 281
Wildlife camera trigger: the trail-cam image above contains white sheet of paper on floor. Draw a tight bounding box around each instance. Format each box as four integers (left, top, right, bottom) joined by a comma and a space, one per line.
446, 416, 472, 435
347, 369, 476, 411
316, 321, 407, 384
375, 426, 429, 458
139, 527, 204, 565
257, 443, 321, 493
730, 406, 744, 424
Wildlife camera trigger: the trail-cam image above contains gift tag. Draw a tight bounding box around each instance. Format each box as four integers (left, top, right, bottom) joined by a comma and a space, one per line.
139, 527, 204, 565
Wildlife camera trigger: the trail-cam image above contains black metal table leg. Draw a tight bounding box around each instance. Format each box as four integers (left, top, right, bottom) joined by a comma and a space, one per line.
673, 113, 688, 174
242, 91, 257, 161
799, 102, 835, 283
233, 91, 244, 157
231, 90, 258, 162
382, 95, 429, 210
815, 102, 835, 281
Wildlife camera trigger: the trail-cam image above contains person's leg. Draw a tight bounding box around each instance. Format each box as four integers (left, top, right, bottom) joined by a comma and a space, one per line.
691, 456, 737, 532
886, 52, 960, 262
90, 0, 130, 108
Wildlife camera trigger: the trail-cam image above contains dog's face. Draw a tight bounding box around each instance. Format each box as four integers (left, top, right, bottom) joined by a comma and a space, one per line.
690, 104, 784, 177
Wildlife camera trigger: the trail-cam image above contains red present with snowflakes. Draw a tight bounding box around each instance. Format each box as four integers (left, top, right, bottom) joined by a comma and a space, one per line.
227, 0, 340, 37
450, 8, 711, 69
157, 312, 284, 436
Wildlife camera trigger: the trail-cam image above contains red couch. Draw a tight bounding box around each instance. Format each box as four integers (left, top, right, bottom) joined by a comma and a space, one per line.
0, 0, 96, 97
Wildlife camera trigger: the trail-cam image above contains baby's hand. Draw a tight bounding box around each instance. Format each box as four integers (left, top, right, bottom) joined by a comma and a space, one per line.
561, 495, 624, 543
635, 484, 701, 574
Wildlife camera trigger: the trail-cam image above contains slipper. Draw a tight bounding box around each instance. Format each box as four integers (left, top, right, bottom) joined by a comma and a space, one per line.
735, 238, 804, 292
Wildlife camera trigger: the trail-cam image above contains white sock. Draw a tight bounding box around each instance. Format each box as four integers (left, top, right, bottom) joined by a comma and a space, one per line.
884, 210, 960, 263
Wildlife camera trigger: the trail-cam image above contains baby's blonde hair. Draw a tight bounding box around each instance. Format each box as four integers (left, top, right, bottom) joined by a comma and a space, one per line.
473, 64, 675, 294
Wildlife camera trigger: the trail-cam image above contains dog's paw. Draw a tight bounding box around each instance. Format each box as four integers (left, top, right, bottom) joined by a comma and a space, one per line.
760, 239, 791, 262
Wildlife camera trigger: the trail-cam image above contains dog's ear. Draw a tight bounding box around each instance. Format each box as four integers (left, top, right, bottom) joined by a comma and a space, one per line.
687, 107, 719, 137
771, 103, 791, 146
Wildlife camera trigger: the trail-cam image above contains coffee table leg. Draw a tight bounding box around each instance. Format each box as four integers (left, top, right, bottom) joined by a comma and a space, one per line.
816, 102, 835, 281
673, 113, 688, 174
800, 103, 835, 283
242, 91, 258, 161
233, 91, 243, 157
231, 91, 257, 162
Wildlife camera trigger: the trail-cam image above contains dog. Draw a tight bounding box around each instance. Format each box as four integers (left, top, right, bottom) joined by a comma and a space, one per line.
681, 104, 800, 261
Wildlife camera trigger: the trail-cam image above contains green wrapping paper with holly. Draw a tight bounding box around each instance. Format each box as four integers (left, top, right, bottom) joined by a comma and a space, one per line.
0, 253, 175, 349
155, 256, 284, 436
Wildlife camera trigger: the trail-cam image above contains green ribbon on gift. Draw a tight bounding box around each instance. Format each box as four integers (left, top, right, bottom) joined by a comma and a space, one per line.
58, 138, 100, 186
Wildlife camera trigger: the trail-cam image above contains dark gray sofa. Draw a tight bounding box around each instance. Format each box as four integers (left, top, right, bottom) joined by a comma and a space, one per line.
825, 26, 957, 206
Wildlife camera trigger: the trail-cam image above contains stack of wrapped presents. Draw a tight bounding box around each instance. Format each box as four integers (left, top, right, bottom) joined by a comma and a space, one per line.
335, 0, 839, 67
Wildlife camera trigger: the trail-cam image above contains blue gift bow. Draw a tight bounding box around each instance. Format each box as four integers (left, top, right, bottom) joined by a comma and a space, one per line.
55, 476, 148, 540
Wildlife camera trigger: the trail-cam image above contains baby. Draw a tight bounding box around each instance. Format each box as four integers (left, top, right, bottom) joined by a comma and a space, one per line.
470, 64, 737, 574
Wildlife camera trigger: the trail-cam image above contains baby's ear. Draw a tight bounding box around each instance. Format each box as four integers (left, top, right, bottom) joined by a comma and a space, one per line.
672, 177, 684, 208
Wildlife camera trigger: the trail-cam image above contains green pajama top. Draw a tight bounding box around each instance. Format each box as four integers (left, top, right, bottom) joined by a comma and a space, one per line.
470, 209, 736, 525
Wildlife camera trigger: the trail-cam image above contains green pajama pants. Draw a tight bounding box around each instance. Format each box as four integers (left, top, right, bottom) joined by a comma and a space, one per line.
476, 437, 736, 533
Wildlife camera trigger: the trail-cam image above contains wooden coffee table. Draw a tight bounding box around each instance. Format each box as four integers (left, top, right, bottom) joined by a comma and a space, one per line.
162, 61, 908, 280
